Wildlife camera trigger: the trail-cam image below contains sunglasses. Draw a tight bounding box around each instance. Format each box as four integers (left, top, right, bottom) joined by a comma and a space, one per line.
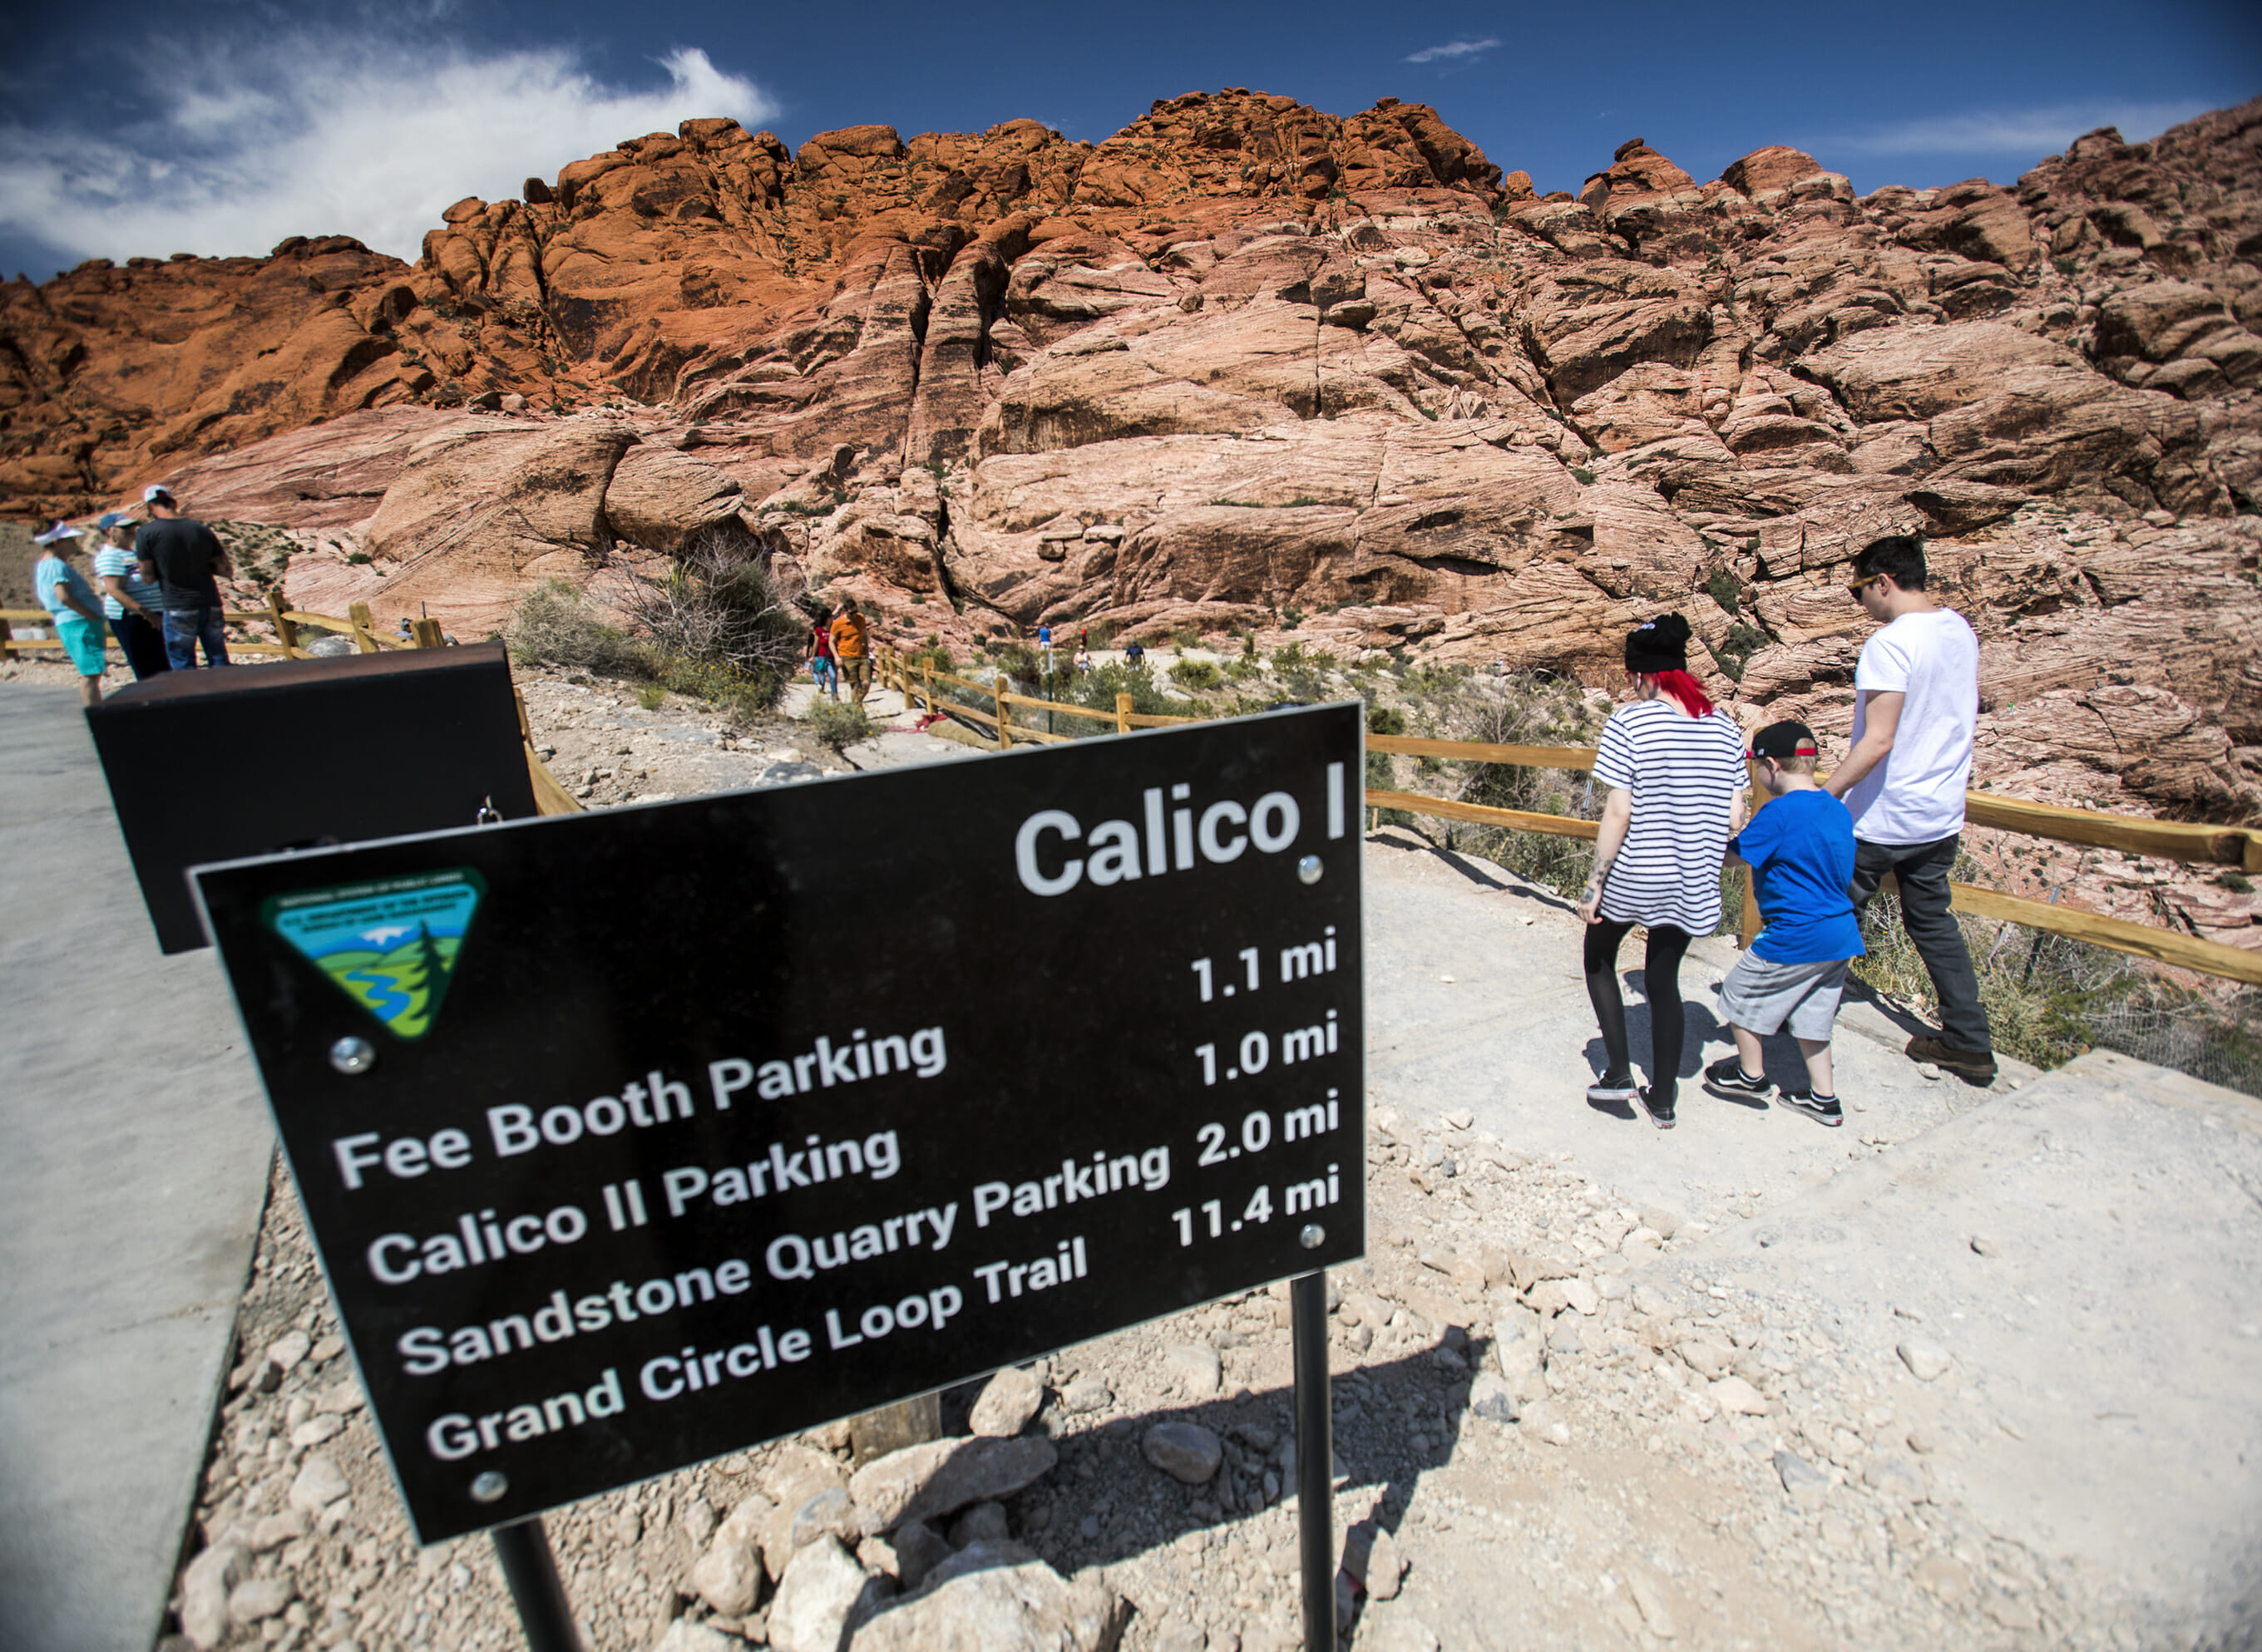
1846, 573, 1884, 598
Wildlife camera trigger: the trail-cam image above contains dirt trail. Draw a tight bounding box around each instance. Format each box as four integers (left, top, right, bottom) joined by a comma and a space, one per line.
144, 688, 2262, 1652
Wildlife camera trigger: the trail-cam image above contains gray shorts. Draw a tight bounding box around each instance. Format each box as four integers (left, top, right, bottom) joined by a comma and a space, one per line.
1718, 952, 1850, 1042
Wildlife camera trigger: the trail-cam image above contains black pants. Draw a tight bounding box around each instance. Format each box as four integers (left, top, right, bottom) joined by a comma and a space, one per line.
1584, 920, 1694, 1098
109, 612, 170, 679
1848, 834, 1993, 1054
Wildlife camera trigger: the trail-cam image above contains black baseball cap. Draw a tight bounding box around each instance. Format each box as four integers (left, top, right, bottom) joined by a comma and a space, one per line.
1749, 721, 1820, 760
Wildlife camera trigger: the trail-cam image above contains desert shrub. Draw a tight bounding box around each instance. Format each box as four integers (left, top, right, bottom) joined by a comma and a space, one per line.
805, 698, 872, 752
1851, 885, 2262, 1093
507, 579, 641, 674
1069, 660, 1173, 719
616, 525, 807, 706
1169, 658, 1223, 691
635, 684, 665, 710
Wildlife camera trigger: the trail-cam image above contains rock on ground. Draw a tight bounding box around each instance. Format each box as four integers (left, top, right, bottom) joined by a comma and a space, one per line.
847, 1542, 1124, 1652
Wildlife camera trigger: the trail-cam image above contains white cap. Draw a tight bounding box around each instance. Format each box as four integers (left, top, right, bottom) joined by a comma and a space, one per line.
33, 520, 85, 545
142, 483, 175, 503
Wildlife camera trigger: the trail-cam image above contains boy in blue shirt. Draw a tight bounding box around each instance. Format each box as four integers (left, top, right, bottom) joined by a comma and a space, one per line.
1705, 721, 1864, 1126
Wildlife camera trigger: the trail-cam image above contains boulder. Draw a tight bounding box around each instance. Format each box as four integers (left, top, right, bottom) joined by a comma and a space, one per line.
1141, 1421, 1223, 1485
967, 1367, 1043, 1437
847, 1436, 1059, 1533
771, 1535, 891, 1652
603, 442, 746, 549
847, 1542, 1125, 1652
177, 1542, 247, 1650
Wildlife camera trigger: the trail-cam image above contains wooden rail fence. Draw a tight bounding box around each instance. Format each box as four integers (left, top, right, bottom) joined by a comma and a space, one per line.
15, 609, 2249, 984
870, 644, 2262, 987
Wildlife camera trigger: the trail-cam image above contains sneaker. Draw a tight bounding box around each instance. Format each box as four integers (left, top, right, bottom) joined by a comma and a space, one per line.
1586, 1070, 1640, 1103
1906, 1034, 1998, 1084
1637, 1085, 1677, 1130
1702, 1057, 1773, 1101
1778, 1090, 1845, 1127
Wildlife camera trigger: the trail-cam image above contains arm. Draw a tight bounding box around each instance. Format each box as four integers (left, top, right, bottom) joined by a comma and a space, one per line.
1575, 787, 1633, 925
101, 574, 152, 618
1823, 690, 1904, 798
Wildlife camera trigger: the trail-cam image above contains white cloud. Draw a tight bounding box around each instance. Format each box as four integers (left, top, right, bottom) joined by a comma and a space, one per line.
1831, 97, 2218, 158
0, 37, 778, 267
1405, 38, 1501, 65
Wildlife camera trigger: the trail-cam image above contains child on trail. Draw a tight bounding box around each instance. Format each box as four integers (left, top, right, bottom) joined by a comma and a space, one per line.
1706, 721, 1864, 1127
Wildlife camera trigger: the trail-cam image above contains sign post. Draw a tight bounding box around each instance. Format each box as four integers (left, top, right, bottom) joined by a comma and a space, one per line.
193, 703, 1365, 1640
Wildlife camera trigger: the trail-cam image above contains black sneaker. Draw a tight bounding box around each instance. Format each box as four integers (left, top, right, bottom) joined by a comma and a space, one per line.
1907, 1034, 1998, 1084
1637, 1085, 1677, 1130
1702, 1057, 1772, 1101
1586, 1070, 1640, 1104
1778, 1090, 1845, 1127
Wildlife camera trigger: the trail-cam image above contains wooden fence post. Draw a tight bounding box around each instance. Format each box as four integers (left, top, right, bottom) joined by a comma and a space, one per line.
995, 672, 1012, 749
348, 600, 378, 653
266, 588, 301, 658
1115, 692, 1133, 735
1738, 762, 1766, 949
413, 618, 444, 649
922, 662, 934, 715
0, 614, 13, 662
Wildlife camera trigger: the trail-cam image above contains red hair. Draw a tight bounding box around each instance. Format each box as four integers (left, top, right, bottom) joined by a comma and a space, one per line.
1649, 668, 1715, 718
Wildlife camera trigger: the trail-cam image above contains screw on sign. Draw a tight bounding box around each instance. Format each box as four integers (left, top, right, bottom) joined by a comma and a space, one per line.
193, 703, 1366, 1649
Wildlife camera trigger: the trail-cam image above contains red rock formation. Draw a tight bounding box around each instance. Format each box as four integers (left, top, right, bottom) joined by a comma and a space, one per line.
4, 89, 2261, 944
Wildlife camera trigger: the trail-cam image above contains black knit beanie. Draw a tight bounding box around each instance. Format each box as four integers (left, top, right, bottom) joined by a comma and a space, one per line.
1624, 613, 1692, 673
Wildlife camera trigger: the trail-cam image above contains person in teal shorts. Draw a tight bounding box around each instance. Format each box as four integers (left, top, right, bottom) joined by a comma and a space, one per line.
32, 520, 110, 705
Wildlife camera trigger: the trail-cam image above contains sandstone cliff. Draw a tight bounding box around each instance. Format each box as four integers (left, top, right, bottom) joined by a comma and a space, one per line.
4, 90, 2260, 943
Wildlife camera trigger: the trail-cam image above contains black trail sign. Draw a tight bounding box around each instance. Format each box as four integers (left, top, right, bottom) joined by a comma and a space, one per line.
195, 703, 1366, 1542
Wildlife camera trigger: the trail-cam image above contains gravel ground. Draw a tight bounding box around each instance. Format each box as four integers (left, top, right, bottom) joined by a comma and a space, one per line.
147, 676, 2250, 1652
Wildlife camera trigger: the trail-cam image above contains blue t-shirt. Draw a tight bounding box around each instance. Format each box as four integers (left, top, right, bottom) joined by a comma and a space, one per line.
34, 554, 97, 622
1731, 788, 1864, 964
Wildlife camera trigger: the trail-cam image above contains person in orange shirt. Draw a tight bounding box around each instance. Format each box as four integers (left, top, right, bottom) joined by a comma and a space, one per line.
828, 599, 870, 706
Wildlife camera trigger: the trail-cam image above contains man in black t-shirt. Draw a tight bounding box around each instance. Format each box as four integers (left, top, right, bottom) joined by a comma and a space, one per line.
135, 484, 234, 668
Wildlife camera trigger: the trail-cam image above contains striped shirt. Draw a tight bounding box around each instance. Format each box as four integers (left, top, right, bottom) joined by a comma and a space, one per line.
93, 542, 161, 620
1592, 699, 1747, 933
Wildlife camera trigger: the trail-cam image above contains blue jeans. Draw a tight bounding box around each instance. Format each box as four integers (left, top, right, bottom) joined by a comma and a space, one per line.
163, 605, 231, 669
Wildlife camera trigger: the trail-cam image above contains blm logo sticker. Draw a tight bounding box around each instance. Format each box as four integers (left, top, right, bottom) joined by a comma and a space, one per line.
264, 870, 485, 1040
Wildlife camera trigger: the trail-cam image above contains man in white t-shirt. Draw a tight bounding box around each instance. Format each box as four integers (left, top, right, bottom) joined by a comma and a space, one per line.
1824, 535, 1995, 1082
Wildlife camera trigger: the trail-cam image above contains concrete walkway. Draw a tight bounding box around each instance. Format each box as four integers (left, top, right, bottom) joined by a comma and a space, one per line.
0, 688, 275, 1651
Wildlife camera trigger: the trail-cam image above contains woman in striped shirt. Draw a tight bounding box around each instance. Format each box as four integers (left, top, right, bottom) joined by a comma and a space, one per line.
92, 511, 169, 679
1575, 614, 1747, 1129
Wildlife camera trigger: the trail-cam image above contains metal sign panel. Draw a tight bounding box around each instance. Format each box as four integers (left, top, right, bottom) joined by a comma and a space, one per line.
194, 703, 1366, 1542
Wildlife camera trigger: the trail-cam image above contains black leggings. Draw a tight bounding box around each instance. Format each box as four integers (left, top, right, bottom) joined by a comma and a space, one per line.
1583, 920, 1694, 1097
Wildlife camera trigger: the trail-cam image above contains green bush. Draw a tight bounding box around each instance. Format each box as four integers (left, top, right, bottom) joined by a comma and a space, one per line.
636, 684, 665, 710
1169, 658, 1223, 691
506, 579, 641, 675
1704, 569, 1742, 616
1070, 660, 1173, 718
805, 698, 872, 752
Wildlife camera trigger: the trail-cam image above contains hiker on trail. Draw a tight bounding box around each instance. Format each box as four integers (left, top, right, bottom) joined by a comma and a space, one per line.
1706, 722, 1862, 1127
91, 511, 168, 680
1823, 535, 1995, 1084
808, 614, 839, 701
1576, 614, 1748, 1130
828, 599, 870, 706
32, 521, 107, 706
1073, 644, 1092, 674
1124, 637, 1145, 668
134, 485, 232, 669
1038, 621, 1054, 677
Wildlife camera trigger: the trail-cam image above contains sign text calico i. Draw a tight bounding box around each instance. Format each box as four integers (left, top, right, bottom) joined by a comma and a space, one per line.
194, 703, 1367, 1542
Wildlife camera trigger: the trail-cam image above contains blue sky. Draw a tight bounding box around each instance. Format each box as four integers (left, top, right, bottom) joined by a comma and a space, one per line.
2, 0, 2255, 281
